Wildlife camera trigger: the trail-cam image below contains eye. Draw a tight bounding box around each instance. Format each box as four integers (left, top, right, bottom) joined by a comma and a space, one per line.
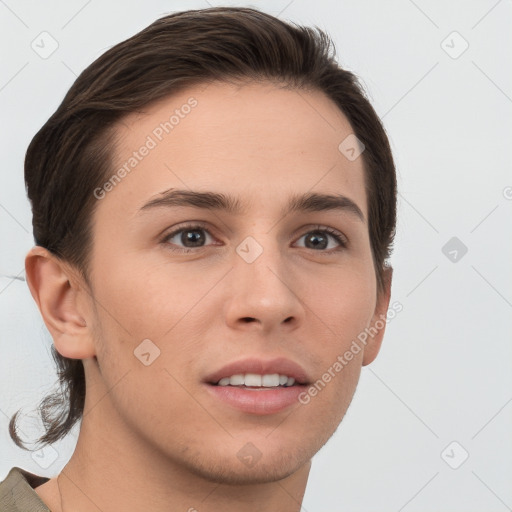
161, 223, 216, 253
161, 223, 348, 254
294, 226, 347, 253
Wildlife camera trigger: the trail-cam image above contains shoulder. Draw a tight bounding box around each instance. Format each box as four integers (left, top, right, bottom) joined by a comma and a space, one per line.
0, 467, 50, 512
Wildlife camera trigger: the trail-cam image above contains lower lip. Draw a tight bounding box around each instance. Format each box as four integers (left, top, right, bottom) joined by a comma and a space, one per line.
205, 383, 305, 415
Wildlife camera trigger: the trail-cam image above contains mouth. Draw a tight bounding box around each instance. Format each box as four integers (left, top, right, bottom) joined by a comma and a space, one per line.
203, 357, 310, 415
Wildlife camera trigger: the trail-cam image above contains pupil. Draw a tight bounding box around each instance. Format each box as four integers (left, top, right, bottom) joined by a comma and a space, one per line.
307, 232, 327, 250
183, 229, 205, 247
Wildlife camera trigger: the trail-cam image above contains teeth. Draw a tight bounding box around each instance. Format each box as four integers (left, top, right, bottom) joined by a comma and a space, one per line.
244, 373, 261, 387
229, 374, 244, 385
216, 373, 296, 387
262, 374, 280, 387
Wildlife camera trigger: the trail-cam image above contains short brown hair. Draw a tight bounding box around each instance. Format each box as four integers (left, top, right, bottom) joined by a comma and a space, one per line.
10, 6, 396, 449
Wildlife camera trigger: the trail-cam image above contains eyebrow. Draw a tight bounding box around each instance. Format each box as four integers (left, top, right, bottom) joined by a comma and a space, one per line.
139, 188, 365, 222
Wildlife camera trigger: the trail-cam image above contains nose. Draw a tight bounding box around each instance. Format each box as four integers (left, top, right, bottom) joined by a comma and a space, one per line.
223, 235, 305, 334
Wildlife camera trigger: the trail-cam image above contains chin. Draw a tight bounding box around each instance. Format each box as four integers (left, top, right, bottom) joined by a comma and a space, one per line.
178, 442, 315, 485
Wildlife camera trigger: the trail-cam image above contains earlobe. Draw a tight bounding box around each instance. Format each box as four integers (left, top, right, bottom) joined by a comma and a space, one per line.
25, 246, 96, 360
362, 265, 393, 366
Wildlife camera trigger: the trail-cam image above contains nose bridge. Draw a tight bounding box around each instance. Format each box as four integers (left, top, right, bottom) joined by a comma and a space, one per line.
225, 231, 302, 329
234, 231, 285, 284
236, 232, 272, 265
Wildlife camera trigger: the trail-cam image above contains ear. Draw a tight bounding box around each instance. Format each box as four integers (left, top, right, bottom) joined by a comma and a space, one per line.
362, 266, 393, 366
25, 246, 96, 360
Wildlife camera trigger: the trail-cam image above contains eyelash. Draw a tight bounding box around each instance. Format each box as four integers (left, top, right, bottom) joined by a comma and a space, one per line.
160, 223, 348, 255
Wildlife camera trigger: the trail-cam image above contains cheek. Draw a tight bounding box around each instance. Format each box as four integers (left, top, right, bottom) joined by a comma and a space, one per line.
94, 351, 229, 452
88, 253, 222, 399
91, 249, 221, 341
301, 263, 376, 343
292, 350, 363, 456
295, 264, 375, 410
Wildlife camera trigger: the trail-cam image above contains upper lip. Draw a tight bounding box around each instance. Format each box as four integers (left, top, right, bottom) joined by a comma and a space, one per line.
204, 357, 310, 385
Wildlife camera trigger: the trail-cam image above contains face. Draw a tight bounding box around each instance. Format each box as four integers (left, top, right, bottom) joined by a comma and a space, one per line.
84, 80, 388, 484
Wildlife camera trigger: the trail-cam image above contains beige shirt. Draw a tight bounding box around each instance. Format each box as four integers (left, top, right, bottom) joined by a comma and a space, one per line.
0, 467, 50, 512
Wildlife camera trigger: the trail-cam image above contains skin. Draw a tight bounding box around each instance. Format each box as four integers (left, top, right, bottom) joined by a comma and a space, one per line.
28, 80, 392, 511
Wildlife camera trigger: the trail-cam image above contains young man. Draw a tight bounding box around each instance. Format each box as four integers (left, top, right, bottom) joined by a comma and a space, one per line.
1, 6, 396, 511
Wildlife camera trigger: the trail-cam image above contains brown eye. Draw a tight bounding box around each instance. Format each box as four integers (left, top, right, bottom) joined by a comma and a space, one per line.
162, 224, 215, 253
295, 227, 347, 252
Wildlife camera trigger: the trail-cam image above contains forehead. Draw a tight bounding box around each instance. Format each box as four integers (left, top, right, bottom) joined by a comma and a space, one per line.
102, 80, 367, 219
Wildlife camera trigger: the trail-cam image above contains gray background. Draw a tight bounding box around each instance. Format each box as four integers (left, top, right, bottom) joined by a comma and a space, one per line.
1, 1, 511, 511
